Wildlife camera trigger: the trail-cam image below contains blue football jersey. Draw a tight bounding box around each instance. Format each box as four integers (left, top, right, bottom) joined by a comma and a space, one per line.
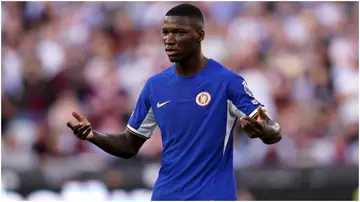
127, 59, 264, 200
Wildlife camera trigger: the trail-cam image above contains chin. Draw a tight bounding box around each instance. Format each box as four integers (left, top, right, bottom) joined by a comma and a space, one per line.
169, 58, 180, 63
168, 56, 181, 63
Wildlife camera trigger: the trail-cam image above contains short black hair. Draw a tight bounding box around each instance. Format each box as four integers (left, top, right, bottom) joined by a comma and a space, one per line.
165, 4, 204, 28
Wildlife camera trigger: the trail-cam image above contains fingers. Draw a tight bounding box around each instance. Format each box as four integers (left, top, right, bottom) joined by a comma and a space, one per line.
243, 116, 263, 128
257, 106, 262, 113
67, 119, 92, 140
257, 106, 266, 119
244, 128, 258, 138
67, 111, 93, 140
77, 124, 89, 134
67, 121, 82, 132
72, 111, 84, 122
240, 118, 262, 138
66, 121, 75, 130
77, 125, 92, 140
71, 124, 82, 131
246, 124, 262, 134
243, 125, 262, 138
239, 118, 249, 128
73, 124, 92, 140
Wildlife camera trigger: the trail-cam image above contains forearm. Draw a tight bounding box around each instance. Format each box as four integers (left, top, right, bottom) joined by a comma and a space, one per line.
88, 130, 138, 159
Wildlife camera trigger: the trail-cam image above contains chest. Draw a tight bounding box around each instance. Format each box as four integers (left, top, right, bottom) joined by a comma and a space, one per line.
149, 80, 227, 127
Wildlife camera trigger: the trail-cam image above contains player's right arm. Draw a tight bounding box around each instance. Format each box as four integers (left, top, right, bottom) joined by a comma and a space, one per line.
67, 115, 145, 159
66, 80, 157, 159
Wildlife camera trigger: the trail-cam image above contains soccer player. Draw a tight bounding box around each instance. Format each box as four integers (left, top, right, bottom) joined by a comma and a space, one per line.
67, 4, 281, 200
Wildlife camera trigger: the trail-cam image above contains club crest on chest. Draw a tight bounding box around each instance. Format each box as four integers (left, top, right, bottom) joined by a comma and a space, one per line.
196, 92, 211, 106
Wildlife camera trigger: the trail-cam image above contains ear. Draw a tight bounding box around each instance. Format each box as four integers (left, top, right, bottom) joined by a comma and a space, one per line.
198, 30, 205, 42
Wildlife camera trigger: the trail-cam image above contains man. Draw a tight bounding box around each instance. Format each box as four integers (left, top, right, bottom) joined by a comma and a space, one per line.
67, 4, 281, 200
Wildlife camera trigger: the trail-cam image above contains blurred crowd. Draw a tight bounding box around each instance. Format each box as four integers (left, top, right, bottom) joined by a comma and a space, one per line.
1, 1, 359, 193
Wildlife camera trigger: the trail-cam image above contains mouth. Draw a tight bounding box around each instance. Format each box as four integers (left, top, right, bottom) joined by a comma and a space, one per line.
165, 49, 179, 56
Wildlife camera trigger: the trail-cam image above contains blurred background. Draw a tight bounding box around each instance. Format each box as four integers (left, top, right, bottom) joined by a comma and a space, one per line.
1, 1, 359, 201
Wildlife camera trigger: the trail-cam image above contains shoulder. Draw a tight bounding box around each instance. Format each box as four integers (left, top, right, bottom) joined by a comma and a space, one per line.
210, 59, 244, 81
145, 65, 175, 87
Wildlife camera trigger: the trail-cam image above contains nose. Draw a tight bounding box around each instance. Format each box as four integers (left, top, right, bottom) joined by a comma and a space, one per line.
164, 33, 176, 45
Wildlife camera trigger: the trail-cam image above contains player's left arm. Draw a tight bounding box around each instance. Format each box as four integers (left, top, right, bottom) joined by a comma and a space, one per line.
241, 106, 281, 144
227, 74, 282, 144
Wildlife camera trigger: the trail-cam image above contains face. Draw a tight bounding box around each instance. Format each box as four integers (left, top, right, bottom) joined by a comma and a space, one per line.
162, 16, 204, 62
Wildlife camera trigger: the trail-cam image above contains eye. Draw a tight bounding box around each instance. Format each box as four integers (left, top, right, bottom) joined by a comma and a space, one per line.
176, 30, 185, 35
162, 30, 168, 36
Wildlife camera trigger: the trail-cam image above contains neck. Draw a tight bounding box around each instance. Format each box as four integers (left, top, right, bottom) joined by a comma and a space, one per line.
175, 50, 209, 76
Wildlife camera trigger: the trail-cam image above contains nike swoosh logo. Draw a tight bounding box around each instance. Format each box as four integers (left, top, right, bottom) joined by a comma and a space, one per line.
157, 101, 171, 108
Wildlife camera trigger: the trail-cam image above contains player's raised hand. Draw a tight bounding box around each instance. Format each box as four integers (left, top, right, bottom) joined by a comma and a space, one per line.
66, 111, 94, 140
240, 106, 281, 142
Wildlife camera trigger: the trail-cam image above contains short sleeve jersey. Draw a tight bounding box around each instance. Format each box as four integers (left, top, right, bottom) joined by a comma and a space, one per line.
127, 59, 264, 200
